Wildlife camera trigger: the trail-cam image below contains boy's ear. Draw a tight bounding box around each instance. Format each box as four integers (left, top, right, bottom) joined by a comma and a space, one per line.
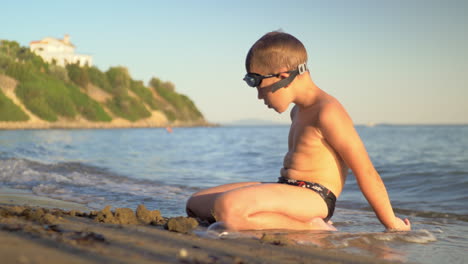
277, 67, 291, 79
278, 72, 293, 89
278, 72, 290, 79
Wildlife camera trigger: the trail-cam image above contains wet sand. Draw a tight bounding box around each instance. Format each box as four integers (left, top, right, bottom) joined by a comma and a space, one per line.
0, 189, 398, 264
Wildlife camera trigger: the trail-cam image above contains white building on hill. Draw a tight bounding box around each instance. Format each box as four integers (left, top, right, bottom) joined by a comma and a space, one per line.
29, 34, 92, 67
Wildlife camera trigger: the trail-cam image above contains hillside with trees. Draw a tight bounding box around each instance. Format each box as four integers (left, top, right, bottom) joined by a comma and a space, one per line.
0, 40, 208, 129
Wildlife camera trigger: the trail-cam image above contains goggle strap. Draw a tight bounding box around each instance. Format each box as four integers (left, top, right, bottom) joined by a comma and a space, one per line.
270, 70, 299, 92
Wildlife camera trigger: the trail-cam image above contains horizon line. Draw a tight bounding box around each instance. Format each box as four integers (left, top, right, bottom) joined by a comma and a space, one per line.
218, 120, 468, 126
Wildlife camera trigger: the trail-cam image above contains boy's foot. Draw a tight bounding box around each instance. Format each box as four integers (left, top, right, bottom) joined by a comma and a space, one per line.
309, 217, 337, 231
207, 221, 230, 237
206, 218, 336, 235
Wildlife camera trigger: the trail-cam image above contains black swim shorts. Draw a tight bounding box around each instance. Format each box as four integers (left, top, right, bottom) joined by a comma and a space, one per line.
277, 176, 336, 222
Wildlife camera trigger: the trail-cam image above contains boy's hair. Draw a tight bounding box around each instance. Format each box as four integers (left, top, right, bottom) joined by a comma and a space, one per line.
245, 31, 308, 74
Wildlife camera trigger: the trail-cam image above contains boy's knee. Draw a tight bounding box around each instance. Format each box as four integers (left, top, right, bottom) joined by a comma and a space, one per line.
212, 195, 229, 220
213, 194, 246, 229
186, 193, 217, 223
185, 194, 199, 216
185, 199, 195, 217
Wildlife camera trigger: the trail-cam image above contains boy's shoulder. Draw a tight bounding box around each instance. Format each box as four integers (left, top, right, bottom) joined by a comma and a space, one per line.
290, 91, 339, 114
299, 93, 349, 124
318, 95, 345, 115
306, 91, 345, 114
290, 89, 351, 129
315, 94, 354, 134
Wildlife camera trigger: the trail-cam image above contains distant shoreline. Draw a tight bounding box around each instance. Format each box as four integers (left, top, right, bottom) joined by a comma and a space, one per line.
1, 120, 465, 130
0, 119, 217, 130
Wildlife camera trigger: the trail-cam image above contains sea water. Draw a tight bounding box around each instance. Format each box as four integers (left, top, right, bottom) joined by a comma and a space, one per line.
0, 125, 467, 263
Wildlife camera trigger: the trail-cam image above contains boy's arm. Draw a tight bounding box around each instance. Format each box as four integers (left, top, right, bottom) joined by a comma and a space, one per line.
319, 102, 411, 231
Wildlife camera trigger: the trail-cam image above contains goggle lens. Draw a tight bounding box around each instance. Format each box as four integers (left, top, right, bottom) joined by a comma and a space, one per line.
243, 74, 261, 87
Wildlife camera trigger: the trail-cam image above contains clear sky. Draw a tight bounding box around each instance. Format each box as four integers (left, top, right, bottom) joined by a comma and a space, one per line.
2, 0, 467, 124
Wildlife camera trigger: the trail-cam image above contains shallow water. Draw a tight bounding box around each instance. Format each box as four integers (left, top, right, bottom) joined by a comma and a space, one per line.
0, 125, 467, 263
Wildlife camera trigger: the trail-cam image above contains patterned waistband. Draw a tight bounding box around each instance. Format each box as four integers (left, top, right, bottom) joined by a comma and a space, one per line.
277, 176, 336, 202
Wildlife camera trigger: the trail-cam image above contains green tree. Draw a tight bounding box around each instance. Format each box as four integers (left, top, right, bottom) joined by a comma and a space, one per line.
66, 63, 89, 88
0, 53, 13, 73
149, 76, 204, 121
130, 80, 159, 110
87, 66, 111, 92
106, 95, 151, 121
149, 77, 175, 92
0, 40, 20, 57
106, 66, 130, 96
48, 64, 69, 82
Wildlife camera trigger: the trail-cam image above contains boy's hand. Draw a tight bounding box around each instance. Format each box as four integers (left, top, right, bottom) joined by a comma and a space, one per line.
387, 217, 411, 231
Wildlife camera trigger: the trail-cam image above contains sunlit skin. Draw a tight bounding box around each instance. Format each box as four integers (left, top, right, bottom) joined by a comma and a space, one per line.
186, 66, 411, 232
255, 67, 348, 197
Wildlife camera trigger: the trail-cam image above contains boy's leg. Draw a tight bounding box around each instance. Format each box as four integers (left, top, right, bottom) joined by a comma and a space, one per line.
186, 182, 261, 222
213, 183, 333, 231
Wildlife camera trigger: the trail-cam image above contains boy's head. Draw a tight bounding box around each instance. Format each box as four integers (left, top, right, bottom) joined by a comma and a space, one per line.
245, 31, 308, 74
243, 32, 310, 113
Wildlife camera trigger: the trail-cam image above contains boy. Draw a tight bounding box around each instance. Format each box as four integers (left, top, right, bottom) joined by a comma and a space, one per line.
186, 31, 411, 231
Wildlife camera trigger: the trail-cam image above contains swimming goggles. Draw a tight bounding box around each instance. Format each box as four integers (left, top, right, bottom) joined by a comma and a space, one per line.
243, 63, 308, 92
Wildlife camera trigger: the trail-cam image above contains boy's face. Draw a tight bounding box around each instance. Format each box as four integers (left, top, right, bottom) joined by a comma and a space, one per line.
251, 67, 294, 114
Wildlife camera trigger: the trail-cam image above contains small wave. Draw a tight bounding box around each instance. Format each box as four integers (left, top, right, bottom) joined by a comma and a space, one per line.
0, 158, 192, 214
335, 200, 468, 225
393, 208, 468, 222
373, 229, 437, 243
290, 229, 437, 251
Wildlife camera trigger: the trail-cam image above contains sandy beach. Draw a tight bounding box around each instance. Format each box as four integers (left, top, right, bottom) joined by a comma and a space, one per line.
0, 188, 401, 264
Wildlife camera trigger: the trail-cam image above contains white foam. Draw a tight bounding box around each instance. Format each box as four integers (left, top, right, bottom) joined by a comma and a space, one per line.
374, 230, 437, 243
0, 158, 191, 210
197, 222, 256, 240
